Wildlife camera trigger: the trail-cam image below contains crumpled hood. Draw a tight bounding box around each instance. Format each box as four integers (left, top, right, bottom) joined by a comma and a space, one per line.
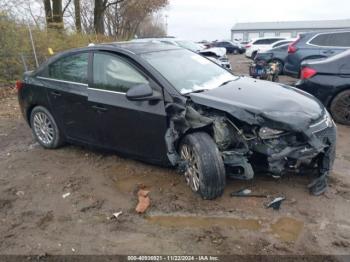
190, 77, 325, 132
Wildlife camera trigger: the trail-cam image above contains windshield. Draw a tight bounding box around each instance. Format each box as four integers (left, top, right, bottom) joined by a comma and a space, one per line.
142, 49, 237, 94
175, 40, 202, 52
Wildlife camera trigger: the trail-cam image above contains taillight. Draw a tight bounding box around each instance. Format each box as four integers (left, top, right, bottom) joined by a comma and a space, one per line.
288, 36, 301, 53
288, 45, 297, 53
301, 67, 317, 80
245, 44, 251, 48
15, 80, 24, 91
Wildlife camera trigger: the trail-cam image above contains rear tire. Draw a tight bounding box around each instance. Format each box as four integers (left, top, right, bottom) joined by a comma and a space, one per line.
330, 89, 350, 126
30, 106, 64, 149
179, 132, 226, 200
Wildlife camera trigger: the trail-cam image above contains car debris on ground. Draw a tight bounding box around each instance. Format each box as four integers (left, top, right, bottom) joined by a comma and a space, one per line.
62, 192, 71, 199
230, 188, 268, 198
266, 197, 286, 210
135, 189, 151, 214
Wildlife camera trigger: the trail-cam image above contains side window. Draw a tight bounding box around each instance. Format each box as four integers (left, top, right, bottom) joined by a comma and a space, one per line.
310, 33, 332, 46
331, 32, 350, 47
49, 53, 88, 84
310, 32, 350, 47
254, 40, 264, 45
93, 53, 148, 93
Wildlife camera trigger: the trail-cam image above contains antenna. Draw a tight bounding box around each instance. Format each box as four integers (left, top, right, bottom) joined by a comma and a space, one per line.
27, 22, 39, 68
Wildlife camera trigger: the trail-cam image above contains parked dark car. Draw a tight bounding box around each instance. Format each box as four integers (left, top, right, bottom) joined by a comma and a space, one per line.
254, 44, 289, 74
295, 49, 350, 126
284, 30, 350, 78
17, 42, 336, 199
211, 41, 245, 54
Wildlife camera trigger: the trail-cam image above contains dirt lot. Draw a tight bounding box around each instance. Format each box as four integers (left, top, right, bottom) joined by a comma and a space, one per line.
0, 55, 349, 256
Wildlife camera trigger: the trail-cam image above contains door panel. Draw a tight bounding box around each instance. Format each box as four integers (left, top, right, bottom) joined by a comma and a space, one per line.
89, 52, 168, 163
43, 78, 97, 143
41, 52, 99, 144
88, 89, 168, 162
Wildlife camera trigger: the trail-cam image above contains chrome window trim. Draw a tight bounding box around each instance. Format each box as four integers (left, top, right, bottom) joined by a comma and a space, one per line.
37, 76, 88, 86
306, 31, 350, 48
88, 87, 126, 95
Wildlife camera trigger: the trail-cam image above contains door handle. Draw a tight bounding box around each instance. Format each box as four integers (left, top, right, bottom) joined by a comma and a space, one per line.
92, 105, 108, 112
51, 91, 62, 97
323, 50, 334, 54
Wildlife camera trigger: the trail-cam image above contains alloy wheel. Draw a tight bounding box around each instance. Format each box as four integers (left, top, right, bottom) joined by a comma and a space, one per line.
33, 112, 55, 145
180, 144, 200, 192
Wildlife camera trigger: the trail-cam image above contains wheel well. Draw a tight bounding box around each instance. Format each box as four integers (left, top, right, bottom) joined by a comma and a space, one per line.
327, 87, 350, 108
176, 126, 213, 151
26, 104, 38, 127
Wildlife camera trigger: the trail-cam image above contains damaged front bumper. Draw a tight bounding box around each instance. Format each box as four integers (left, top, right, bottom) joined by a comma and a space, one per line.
165, 101, 337, 196
221, 114, 337, 195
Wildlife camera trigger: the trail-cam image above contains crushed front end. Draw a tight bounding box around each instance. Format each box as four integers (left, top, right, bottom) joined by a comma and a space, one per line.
208, 110, 337, 196
165, 99, 337, 196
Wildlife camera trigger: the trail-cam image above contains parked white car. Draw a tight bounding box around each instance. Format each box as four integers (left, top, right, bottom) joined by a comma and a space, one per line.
245, 37, 287, 59
257, 39, 296, 54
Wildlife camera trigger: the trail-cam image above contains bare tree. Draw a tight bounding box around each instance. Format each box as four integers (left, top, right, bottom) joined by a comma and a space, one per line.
74, 0, 81, 32
43, 0, 53, 26
51, 0, 63, 30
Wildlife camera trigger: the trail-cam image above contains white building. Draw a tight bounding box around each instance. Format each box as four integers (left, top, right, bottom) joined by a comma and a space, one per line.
231, 19, 350, 42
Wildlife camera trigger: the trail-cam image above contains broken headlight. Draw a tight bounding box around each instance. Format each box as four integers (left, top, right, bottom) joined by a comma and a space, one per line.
259, 127, 285, 140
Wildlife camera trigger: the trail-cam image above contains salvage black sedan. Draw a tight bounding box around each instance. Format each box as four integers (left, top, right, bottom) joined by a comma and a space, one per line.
17, 42, 336, 199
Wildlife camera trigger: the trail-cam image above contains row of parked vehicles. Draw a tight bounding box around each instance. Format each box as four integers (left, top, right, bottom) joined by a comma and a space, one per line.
246, 30, 350, 126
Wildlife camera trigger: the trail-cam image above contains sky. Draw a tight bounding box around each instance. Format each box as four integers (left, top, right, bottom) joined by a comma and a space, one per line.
166, 0, 350, 41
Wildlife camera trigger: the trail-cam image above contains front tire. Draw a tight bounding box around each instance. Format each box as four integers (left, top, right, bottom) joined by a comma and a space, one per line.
30, 106, 64, 149
179, 132, 226, 200
330, 89, 350, 126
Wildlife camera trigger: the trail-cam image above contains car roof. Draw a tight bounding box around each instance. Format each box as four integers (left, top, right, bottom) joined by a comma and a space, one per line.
89, 42, 181, 55
39, 42, 181, 68
103, 41, 181, 53
302, 29, 350, 37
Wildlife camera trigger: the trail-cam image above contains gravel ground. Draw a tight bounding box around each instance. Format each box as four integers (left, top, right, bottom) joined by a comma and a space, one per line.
0, 54, 349, 256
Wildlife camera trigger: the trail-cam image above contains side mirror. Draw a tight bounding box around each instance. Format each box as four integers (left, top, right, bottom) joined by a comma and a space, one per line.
126, 83, 162, 101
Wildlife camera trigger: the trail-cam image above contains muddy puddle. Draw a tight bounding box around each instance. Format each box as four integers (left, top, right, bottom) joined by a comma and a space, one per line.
112, 172, 181, 194
146, 215, 304, 242
270, 217, 304, 242
146, 215, 262, 231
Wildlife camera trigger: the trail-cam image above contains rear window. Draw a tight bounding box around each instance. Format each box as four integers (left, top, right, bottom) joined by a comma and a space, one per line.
48, 53, 89, 84
309, 32, 350, 47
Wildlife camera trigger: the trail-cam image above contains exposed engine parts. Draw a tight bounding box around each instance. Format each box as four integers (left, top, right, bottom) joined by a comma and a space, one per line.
165, 99, 336, 196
